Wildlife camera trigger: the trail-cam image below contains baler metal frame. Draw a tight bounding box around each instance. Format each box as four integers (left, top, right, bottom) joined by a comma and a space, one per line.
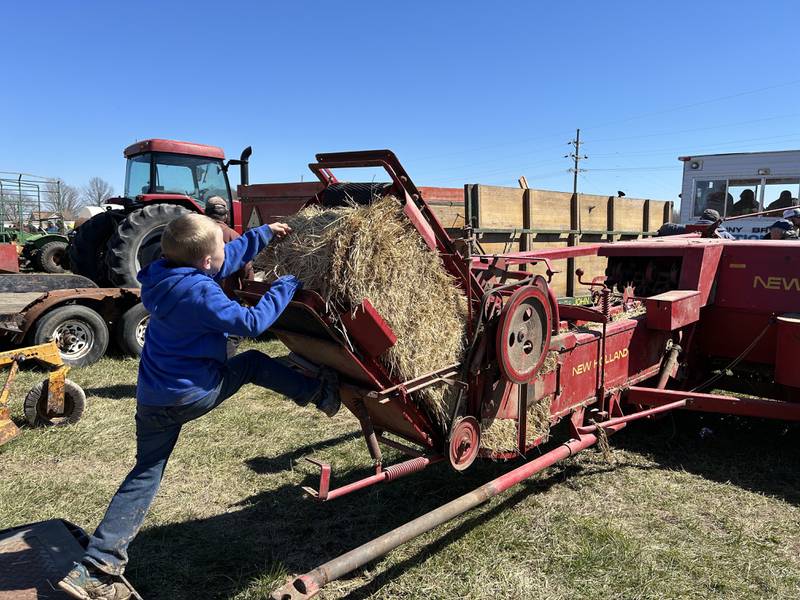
232, 150, 800, 599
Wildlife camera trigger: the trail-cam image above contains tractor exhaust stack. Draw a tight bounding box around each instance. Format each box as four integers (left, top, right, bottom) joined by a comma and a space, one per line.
239, 146, 252, 185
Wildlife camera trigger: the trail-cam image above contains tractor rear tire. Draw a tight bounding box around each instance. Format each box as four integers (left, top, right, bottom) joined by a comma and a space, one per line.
116, 302, 149, 357
69, 210, 125, 286
35, 241, 69, 273
32, 305, 109, 367
105, 204, 191, 288
23, 378, 85, 427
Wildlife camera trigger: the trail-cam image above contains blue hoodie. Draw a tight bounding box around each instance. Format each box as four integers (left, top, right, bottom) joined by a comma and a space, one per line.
136, 224, 300, 406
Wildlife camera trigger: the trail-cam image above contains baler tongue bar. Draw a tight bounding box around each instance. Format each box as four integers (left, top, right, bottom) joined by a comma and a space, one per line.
270, 423, 618, 600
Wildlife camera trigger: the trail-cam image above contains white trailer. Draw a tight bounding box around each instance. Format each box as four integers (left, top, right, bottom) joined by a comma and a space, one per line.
678, 150, 800, 239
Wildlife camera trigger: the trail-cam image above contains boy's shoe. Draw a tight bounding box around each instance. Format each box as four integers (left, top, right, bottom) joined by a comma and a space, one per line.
315, 367, 341, 417
58, 562, 132, 600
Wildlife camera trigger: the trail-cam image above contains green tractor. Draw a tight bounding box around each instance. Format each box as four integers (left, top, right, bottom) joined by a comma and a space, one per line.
0, 229, 70, 274
19, 232, 71, 273
0, 175, 71, 273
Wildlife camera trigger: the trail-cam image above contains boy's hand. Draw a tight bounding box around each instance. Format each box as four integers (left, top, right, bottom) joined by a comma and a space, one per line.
269, 222, 292, 239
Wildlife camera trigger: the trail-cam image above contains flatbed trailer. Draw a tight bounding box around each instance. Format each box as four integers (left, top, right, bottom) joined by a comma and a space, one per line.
0, 275, 147, 366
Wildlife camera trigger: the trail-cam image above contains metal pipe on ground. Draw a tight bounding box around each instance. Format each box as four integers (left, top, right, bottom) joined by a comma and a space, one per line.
270, 427, 618, 600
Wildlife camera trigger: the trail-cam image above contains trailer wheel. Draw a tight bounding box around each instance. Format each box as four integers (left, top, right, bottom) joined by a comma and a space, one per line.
116, 303, 149, 357
23, 378, 85, 426
106, 204, 191, 287
33, 305, 109, 367
68, 210, 125, 286
35, 241, 69, 273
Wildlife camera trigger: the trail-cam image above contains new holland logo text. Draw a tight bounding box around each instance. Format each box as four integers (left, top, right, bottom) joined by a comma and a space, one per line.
753, 276, 800, 291
571, 348, 629, 376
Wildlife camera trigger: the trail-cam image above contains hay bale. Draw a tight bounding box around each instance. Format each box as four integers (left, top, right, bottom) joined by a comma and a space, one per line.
254, 196, 469, 427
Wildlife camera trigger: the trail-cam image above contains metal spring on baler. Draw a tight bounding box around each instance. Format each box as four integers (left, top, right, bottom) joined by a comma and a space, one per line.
384, 456, 431, 481
601, 289, 611, 318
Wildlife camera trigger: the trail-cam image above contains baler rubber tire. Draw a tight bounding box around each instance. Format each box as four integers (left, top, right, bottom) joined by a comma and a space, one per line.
115, 302, 149, 357
35, 241, 69, 273
105, 204, 191, 288
23, 378, 85, 427
68, 210, 125, 286
32, 305, 109, 367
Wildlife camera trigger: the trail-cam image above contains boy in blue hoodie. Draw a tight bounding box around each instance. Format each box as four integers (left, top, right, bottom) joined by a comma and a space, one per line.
60, 214, 339, 600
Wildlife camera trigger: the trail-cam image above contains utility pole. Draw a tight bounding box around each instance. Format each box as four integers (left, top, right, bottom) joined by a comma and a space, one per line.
565, 128, 588, 196
564, 128, 587, 298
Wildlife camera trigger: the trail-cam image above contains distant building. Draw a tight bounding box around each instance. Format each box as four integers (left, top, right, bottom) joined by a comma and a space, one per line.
28, 210, 62, 223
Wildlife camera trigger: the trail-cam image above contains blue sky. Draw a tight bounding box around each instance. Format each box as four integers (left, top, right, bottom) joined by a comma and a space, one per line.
3, 1, 799, 206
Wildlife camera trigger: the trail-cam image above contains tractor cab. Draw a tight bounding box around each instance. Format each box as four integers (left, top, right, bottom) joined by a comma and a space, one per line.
123, 139, 233, 210
70, 139, 250, 288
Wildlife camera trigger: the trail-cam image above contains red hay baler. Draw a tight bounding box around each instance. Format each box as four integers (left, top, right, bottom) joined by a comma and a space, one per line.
235, 150, 800, 599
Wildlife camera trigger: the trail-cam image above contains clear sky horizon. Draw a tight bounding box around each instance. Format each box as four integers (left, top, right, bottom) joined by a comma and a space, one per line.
3, 1, 799, 208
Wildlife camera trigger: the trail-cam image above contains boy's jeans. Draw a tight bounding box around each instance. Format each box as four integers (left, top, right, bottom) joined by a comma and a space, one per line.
83, 350, 320, 576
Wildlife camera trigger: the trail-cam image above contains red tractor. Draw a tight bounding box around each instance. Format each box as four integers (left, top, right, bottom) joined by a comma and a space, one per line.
69, 139, 251, 286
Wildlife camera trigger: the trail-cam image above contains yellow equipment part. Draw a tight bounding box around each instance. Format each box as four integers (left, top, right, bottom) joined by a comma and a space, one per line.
0, 341, 73, 447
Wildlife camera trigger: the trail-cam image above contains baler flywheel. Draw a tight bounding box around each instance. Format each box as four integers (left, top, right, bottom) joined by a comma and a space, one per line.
496, 286, 552, 384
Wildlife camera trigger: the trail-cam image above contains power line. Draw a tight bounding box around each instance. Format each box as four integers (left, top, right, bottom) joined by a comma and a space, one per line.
588, 132, 800, 159
585, 112, 800, 145
584, 166, 681, 172
415, 80, 800, 164
411, 142, 568, 178
584, 79, 800, 131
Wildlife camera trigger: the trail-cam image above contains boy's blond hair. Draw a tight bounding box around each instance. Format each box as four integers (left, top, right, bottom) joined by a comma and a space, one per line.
161, 213, 220, 266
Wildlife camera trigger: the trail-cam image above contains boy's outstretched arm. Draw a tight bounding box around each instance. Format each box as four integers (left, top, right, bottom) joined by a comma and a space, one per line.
199, 275, 301, 337
215, 222, 291, 281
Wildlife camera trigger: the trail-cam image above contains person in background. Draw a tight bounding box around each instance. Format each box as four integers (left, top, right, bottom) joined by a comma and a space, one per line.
659, 208, 734, 239
204, 196, 255, 299
705, 190, 733, 216
764, 219, 798, 240
730, 189, 758, 216
766, 190, 794, 211
205, 196, 256, 356
782, 207, 800, 233
697, 208, 735, 239
656, 222, 687, 236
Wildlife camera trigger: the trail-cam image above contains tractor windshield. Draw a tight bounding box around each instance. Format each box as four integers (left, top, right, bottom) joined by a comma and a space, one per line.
125, 152, 231, 204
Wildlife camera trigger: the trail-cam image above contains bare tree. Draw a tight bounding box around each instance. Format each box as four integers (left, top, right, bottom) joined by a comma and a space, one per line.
0, 192, 22, 226
45, 181, 83, 220
83, 176, 115, 206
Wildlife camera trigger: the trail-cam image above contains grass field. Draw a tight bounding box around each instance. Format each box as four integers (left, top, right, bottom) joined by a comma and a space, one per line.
2, 339, 799, 599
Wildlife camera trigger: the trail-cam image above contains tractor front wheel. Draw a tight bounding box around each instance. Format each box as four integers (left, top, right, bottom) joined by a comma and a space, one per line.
23, 378, 86, 426
69, 210, 125, 286
35, 241, 69, 273
105, 204, 191, 287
